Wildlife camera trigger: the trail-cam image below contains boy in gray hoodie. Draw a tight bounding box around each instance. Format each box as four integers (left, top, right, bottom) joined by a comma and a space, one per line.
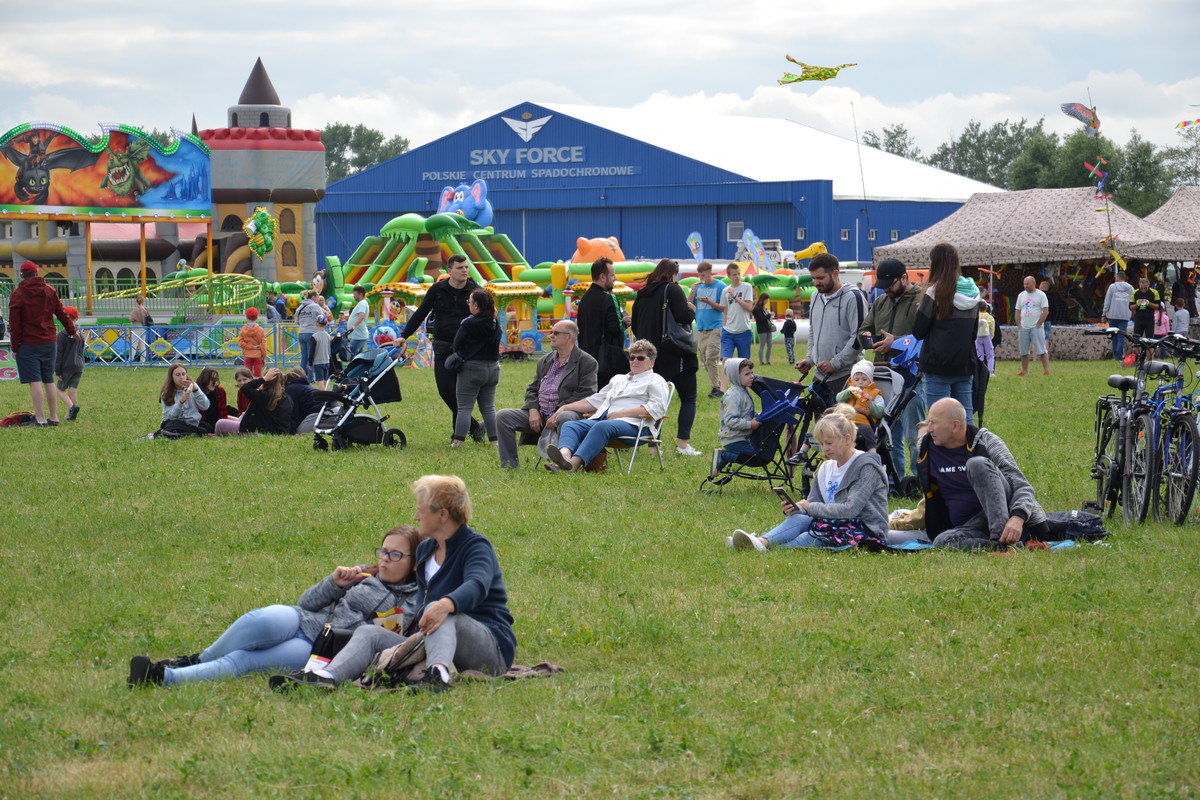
712, 358, 760, 478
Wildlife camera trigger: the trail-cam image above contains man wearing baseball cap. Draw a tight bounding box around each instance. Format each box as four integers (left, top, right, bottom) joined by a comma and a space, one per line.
8, 260, 78, 425
860, 258, 924, 482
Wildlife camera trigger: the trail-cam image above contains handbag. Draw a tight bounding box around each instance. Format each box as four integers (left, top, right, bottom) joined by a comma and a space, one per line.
303, 622, 354, 673
360, 631, 427, 689
660, 295, 696, 356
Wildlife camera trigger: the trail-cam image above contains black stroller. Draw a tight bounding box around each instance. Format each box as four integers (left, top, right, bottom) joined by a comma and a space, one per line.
867, 364, 923, 499
311, 347, 407, 451
700, 375, 823, 493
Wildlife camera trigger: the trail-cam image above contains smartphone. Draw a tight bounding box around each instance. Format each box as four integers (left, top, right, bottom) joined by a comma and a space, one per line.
772, 486, 796, 506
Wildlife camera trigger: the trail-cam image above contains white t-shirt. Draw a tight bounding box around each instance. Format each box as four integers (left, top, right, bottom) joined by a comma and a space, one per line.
348, 299, 371, 340
721, 283, 754, 334
1016, 290, 1048, 330
819, 451, 861, 503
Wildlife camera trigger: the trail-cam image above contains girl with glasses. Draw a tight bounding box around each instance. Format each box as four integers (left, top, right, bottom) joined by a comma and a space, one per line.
128, 527, 421, 687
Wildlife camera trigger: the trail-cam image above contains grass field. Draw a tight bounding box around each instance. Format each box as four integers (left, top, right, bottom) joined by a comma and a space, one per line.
1, 354, 1197, 799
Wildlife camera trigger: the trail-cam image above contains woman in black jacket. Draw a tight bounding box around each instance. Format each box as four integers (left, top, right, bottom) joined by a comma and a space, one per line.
630, 258, 700, 456
239, 367, 294, 435
450, 288, 502, 447
912, 242, 979, 421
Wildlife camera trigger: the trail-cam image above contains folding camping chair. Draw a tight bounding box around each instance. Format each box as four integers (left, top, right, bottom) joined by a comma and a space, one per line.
605, 382, 675, 474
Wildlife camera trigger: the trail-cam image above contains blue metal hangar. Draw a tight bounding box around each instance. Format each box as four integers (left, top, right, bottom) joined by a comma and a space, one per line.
316, 101, 1001, 268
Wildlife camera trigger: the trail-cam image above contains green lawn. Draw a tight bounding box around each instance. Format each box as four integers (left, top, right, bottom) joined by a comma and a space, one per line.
1, 355, 1197, 799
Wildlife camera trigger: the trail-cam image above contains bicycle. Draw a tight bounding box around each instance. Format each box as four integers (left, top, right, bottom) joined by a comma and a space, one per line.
1086, 328, 1168, 523
1147, 334, 1200, 524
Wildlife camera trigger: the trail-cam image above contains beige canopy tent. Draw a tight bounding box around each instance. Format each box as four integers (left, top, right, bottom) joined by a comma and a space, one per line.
1146, 186, 1200, 237
873, 187, 1200, 268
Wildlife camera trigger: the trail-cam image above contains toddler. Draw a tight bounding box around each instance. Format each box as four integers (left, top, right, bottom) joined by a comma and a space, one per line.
976, 309, 996, 374
238, 307, 266, 377
312, 316, 332, 389
55, 305, 85, 420
835, 359, 883, 450
780, 309, 797, 364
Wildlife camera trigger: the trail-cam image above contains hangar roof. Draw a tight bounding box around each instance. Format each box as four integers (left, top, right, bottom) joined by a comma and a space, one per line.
540, 102, 1003, 203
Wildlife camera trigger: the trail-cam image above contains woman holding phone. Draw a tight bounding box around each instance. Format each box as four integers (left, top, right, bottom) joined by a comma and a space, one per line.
729, 412, 888, 550
155, 363, 210, 437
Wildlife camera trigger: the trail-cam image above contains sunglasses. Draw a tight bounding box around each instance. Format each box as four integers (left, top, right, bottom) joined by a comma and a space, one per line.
627, 354, 650, 362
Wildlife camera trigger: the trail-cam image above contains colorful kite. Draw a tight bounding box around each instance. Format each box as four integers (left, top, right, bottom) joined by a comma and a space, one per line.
1084, 158, 1109, 198
778, 56, 856, 84
686, 231, 703, 263
1176, 119, 1200, 129
1061, 102, 1101, 137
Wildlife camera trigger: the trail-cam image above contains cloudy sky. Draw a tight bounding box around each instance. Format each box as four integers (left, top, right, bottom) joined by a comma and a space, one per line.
3, 0, 1196, 157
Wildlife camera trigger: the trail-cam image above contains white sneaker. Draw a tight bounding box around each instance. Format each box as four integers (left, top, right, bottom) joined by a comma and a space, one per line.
676, 445, 702, 456
732, 529, 766, 551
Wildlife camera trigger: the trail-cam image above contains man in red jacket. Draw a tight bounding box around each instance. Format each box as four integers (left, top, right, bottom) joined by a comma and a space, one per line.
9, 260, 77, 425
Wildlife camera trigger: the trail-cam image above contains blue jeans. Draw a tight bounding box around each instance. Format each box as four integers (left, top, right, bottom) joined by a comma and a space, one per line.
163, 604, 312, 686
298, 332, 314, 379
720, 329, 752, 359
761, 512, 824, 548
891, 373, 925, 479
558, 415, 639, 465
921, 373, 973, 422
1108, 318, 1129, 359
348, 338, 368, 358
454, 360, 500, 442
717, 439, 758, 471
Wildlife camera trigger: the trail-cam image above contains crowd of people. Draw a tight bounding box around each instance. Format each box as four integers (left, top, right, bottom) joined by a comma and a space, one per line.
4, 247, 1101, 693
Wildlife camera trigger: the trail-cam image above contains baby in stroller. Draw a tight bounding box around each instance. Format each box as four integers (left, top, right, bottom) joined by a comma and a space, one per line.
835, 359, 884, 450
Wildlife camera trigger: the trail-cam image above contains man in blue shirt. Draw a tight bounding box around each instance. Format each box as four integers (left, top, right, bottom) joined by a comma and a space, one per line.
689, 261, 726, 399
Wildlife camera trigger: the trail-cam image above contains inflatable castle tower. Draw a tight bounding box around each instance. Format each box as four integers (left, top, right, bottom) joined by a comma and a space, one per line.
197, 58, 326, 283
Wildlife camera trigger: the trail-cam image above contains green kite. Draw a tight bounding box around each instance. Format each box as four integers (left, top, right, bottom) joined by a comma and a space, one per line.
778, 55, 857, 84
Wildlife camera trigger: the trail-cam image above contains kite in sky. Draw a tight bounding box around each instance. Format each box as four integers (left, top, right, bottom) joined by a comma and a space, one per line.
778, 56, 857, 84
1061, 102, 1101, 137
1176, 119, 1200, 129
1084, 158, 1110, 199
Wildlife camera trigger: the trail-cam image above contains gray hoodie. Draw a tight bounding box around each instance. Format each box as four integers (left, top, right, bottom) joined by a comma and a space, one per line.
295, 575, 420, 642
295, 298, 324, 335
805, 450, 889, 537
719, 358, 756, 447
1102, 280, 1134, 321
807, 284, 867, 384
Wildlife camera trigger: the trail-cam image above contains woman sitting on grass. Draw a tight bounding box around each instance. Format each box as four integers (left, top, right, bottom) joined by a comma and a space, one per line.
729, 412, 888, 550
270, 475, 516, 694
197, 367, 231, 433
129, 526, 421, 687
214, 366, 292, 435
155, 363, 210, 437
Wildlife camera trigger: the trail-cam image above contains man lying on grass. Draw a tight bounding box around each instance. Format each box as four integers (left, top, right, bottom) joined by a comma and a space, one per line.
918, 398, 1050, 550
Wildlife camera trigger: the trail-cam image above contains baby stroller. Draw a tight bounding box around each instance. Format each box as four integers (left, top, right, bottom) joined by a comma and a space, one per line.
866, 364, 923, 499
700, 375, 823, 494
311, 347, 407, 451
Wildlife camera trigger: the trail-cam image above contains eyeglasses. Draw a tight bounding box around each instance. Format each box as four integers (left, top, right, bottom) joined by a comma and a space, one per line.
627, 354, 650, 362
548, 329, 572, 336
375, 548, 411, 562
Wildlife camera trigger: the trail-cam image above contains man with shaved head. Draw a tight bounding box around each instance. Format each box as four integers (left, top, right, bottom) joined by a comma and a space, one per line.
917, 398, 1049, 550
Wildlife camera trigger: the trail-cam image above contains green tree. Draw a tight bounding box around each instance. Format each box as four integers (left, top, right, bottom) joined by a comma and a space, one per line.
861, 123, 923, 161
323, 123, 410, 183
1163, 126, 1200, 189
1051, 130, 1119, 190
1112, 131, 1171, 216
1007, 129, 1060, 190
925, 118, 1045, 188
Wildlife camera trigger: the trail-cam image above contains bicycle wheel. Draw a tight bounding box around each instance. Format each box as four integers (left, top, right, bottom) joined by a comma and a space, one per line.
1160, 413, 1199, 525
1092, 404, 1120, 516
1123, 410, 1155, 524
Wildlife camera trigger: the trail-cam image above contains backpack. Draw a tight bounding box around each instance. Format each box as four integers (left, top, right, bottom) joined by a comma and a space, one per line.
1043, 510, 1110, 541
0, 411, 36, 427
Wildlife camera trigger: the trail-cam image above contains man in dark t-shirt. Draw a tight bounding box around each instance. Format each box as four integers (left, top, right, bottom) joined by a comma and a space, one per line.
1129, 276, 1163, 339
917, 398, 1050, 550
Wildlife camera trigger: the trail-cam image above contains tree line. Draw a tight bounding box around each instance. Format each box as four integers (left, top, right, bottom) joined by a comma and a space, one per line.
862, 121, 1200, 217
